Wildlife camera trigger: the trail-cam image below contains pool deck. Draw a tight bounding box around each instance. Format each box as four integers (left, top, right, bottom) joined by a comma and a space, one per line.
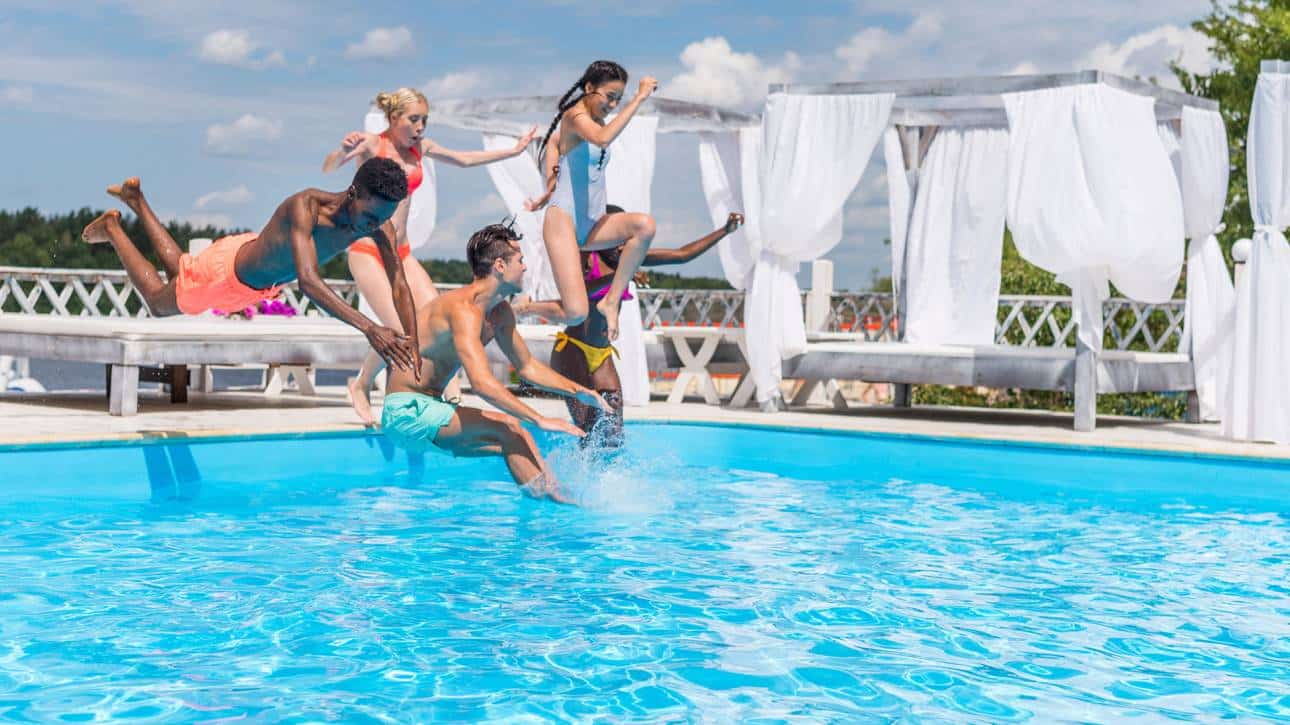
1, 386, 1287, 460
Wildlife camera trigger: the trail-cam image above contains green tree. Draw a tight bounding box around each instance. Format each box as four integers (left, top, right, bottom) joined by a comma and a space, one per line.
1175, 0, 1290, 262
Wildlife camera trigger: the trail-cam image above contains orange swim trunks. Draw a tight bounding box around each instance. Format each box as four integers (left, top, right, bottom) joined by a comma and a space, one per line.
174, 232, 284, 315
348, 238, 412, 262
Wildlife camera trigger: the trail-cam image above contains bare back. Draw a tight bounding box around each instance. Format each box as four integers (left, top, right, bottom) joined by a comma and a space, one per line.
233, 190, 368, 289
387, 286, 510, 396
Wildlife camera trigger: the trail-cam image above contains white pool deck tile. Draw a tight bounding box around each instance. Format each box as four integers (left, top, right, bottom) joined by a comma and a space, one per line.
1, 386, 1287, 461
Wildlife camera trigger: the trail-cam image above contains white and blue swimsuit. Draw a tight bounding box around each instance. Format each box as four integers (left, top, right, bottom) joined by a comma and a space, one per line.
549, 141, 611, 246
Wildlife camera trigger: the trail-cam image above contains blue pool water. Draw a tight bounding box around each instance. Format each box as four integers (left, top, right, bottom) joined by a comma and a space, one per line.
2, 424, 1288, 721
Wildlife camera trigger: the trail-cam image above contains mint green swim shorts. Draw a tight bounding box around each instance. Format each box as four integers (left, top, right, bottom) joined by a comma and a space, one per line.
380, 392, 457, 453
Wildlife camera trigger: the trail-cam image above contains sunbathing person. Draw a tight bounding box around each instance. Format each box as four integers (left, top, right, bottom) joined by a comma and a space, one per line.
515, 206, 744, 448
381, 222, 609, 503
81, 158, 421, 373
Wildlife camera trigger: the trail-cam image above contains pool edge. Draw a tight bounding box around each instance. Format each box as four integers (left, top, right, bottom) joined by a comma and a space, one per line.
1, 416, 1287, 467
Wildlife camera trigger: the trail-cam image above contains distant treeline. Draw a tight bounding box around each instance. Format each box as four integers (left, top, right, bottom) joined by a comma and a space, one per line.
0, 207, 732, 289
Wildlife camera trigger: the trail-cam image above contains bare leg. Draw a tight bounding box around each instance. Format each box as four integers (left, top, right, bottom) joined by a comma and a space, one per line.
346, 249, 398, 425
82, 210, 181, 316
107, 178, 185, 278
551, 341, 623, 448
584, 212, 655, 341
586, 358, 625, 449
542, 207, 590, 326
433, 407, 572, 503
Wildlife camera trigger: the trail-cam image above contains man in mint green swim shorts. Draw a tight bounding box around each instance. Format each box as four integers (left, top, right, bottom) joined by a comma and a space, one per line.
382, 222, 609, 503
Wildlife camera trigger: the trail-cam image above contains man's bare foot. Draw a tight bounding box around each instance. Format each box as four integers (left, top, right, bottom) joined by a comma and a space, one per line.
596, 296, 621, 342
81, 210, 121, 244
522, 474, 576, 505
106, 177, 143, 212
346, 376, 377, 426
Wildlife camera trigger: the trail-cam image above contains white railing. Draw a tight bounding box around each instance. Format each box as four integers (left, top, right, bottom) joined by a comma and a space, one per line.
0, 265, 370, 318
824, 292, 1187, 353
0, 265, 741, 328
1, 265, 1187, 352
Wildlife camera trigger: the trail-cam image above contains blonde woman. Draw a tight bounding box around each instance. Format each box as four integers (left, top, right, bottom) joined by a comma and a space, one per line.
324, 87, 537, 424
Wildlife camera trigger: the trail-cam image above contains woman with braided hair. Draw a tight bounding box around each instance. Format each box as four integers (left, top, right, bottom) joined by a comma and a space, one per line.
524, 60, 659, 342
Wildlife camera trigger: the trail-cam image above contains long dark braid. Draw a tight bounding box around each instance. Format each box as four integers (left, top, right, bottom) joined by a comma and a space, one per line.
537, 60, 629, 165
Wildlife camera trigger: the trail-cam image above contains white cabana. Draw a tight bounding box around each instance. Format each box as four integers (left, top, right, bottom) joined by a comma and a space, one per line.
1224, 60, 1290, 444
712, 71, 1221, 428
698, 97, 894, 409
418, 96, 759, 406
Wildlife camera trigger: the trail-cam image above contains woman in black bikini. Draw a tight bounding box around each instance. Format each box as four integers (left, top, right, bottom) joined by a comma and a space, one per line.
516, 207, 743, 448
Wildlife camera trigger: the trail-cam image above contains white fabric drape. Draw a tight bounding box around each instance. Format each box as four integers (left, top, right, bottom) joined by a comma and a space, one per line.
1178, 107, 1235, 423
745, 93, 894, 405
883, 129, 911, 302
1003, 85, 1185, 352
884, 126, 1010, 345
698, 127, 762, 289
482, 133, 557, 300
365, 107, 436, 253
1224, 70, 1290, 443
602, 116, 659, 407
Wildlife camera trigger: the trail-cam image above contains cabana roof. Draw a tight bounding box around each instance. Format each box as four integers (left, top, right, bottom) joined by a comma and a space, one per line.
770, 70, 1218, 126
425, 95, 759, 136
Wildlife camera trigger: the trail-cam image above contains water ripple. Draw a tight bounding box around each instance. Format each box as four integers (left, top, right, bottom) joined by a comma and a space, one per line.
0, 434, 1286, 722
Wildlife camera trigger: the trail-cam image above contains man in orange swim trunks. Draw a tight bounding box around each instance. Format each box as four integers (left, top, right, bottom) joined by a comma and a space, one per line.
81, 157, 421, 373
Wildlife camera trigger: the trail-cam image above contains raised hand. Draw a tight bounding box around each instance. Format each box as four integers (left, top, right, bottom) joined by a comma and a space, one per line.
725, 212, 745, 234
342, 132, 366, 151
637, 75, 659, 99
514, 126, 539, 152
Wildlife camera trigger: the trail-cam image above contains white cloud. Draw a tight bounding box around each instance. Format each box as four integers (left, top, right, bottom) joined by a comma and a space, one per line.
430, 192, 508, 254
194, 185, 254, 209
836, 28, 890, 74
1079, 24, 1214, 87
0, 84, 33, 105
1008, 61, 1041, 76
424, 71, 486, 99
204, 114, 283, 157
836, 12, 943, 74
197, 29, 285, 69
668, 37, 799, 109
345, 26, 414, 60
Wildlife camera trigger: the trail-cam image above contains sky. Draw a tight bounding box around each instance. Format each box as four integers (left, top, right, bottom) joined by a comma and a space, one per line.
0, 0, 1217, 288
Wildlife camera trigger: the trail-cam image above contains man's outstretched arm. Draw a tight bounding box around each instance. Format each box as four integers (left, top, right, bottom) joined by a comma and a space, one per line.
451, 304, 589, 436
287, 196, 417, 372
374, 221, 421, 378
492, 303, 609, 410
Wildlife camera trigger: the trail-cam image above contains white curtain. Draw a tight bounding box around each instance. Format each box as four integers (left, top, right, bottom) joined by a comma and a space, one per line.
745, 93, 894, 406
1178, 107, 1235, 423
482, 133, 557, 300
1224, 70, 1290, 443
884, 129, 911, 303
366, 107, 436, 253
1003, 85, 1184, 353
885, 126, 1010, 345
698, 127, 762, 289
602, 116, 659, 407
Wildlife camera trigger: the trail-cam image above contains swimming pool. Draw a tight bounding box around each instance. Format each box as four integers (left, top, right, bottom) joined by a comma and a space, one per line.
2, 424, 1287, 721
